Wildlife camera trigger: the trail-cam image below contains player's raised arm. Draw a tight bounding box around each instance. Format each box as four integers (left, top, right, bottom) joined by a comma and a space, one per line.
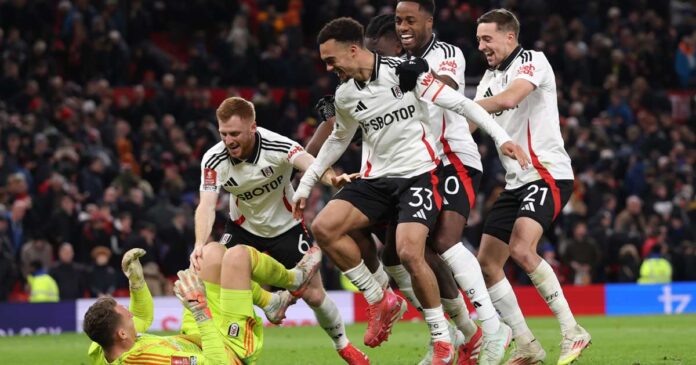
121, 248, 153, 333
305, 95, 337, 156
402, 60, 530, 169
292, 106, 358, 218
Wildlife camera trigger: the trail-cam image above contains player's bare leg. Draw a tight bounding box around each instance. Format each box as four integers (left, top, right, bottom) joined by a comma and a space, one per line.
433, 210, 509, 364
508, 218, 590, 365
396, 222, 454, 364
312, 199, 406, 348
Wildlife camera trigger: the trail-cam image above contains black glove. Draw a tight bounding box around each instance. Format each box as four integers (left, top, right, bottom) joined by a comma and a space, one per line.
395, 58, 429, 92
314, 95, 336, 122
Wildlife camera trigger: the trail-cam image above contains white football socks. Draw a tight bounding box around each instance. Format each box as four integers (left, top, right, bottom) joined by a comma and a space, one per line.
372, 261, 390, 289
311, 295, 349, 350
441, 243, 501, 335
384, 264, 423, 311
423, 306, 451, 342
528, 260, 577, 334
488, 277, 535, 345
344, 261, 383, 304
441, 293, 478, 339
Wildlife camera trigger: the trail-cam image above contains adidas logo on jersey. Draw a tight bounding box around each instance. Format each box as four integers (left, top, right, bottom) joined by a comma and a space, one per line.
521, 202, 536, 212
354, 100, 368, 112
412, 209, 427, 219
483, 88, 493, 98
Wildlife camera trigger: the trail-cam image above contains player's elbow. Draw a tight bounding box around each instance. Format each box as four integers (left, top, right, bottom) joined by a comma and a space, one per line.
498, 96, 519, 110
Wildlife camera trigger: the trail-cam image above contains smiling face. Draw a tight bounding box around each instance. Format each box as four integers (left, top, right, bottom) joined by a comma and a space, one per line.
319, 39, 360, 82
218, 115, 257, 159
476, 21, 518, 68
395, 1, 433, 53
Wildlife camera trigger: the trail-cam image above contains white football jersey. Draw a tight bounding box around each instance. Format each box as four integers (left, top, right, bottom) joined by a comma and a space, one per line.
199, 127, 306, 237
475, 47, 573, 189
417, 36, 482, 172
334, 54, 439, 179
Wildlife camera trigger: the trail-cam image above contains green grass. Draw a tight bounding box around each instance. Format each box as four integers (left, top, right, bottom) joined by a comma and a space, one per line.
1, 315, 695, 364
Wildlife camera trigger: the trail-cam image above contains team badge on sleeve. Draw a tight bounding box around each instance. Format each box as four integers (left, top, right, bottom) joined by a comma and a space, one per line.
202, 168, 217, 191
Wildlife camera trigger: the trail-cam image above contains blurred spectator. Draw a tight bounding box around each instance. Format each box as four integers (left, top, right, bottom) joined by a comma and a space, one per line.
27, 260, 59, 303
49, 242, 87, 300
614, 196, 647, 240
675, 30, 696, 87
0, 224, 18, 301
142, 262, 171, 297
20, 236, 52, 278
87, 246, 117, 297
638, 244, 673, 284
617, 244, 641, 283
563, 222, 601, 285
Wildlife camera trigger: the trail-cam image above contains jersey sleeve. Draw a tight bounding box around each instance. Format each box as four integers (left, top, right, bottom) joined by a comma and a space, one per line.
432, 46, 466, 90
511, 51, 549, 88
474, 73, 490, 101
200, 148, 226, 193
415, 73, 512, 148
263, 133, 307, 166
130, 285, 154, 333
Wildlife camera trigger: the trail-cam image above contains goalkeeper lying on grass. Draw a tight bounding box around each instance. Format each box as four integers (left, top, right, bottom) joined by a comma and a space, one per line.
84, 243, 322, 365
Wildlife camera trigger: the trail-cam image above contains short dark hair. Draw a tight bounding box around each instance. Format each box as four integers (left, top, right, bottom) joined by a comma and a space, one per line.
397, 0, 435, 15
317, 17, 364, 46
83, 297, 121, 349
366, 14, 397, 40
477, 9, 520, 39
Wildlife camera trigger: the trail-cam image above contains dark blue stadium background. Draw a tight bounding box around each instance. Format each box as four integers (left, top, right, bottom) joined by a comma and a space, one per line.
0, 0, 694, 302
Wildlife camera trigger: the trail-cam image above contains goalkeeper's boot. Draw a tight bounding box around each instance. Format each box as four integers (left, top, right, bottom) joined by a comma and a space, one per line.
338, 343, 370, 365
478, 322, 513, 365
456, 325, 483, 365
557, 325, 591, 365
504, 338, 546, 365
264, 290, 296, 325
431, 341, 455, 365
363, 289, 407, 347
418, 323, 465, 365
289, 246, 322, 297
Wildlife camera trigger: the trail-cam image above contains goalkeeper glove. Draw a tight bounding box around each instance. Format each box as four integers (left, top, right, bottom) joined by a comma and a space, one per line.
395, 57, 429, 92
121, 248, 146, 290
314, 95, 336, 123
174, 269, 212, 323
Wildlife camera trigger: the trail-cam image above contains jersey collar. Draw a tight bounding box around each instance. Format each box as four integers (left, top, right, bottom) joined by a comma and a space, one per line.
492, 45, 523, 72
354, 53, 380, 90
230, 132, 261, 165
414, 33, 437, 58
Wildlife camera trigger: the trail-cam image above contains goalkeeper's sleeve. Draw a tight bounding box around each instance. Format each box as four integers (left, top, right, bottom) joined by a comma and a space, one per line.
197, 320, 228, 365
130, 285, 154, 333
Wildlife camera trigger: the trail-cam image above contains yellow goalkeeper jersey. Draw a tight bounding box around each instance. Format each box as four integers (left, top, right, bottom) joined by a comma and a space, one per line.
87, 286, 241, 365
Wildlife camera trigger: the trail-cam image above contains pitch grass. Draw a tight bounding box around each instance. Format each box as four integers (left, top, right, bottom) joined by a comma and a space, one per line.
1, 315, 695, 365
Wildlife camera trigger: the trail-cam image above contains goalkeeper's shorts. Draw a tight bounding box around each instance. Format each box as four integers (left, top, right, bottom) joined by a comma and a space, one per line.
181, 282, 264, 364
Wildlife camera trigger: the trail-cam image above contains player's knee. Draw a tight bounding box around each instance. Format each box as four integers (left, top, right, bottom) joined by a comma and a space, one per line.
223, 244, 250, 267
509, 242, 536, 268
397, 245, 425, 270
202, 242, 226, 261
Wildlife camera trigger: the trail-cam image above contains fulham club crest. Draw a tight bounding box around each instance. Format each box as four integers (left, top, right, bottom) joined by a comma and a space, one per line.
261, 166, 274, 177
391, 85, 403, 99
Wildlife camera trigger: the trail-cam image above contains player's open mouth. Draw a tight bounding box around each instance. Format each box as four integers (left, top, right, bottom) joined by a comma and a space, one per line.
401, 34, 414, 46
484, 51, 495, 62
227, 145, 240, 153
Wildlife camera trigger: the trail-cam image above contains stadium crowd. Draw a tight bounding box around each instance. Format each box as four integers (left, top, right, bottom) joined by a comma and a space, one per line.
0, 0, 695, 302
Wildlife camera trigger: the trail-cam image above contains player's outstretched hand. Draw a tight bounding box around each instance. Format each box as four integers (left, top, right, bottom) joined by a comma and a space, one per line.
500, 141, 530, 170
331, 172, 361, 188
174, 269, 211, 322
395, 58, 429, 92
292, 197, 306, 221
314, 95, 336, 123
121, 248, 146, 290
292, 182, 312, 220
189, 245, 205, 272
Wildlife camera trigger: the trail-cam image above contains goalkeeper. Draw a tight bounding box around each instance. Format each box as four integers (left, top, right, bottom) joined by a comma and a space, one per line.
84, 243, 322, 365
